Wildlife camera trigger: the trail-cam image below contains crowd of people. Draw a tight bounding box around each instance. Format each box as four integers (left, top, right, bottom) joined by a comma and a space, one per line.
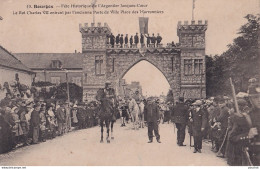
0, 92, 100, 154
1, 78, 259, 166
107, 32, 164, 48
169, 78, 259, 166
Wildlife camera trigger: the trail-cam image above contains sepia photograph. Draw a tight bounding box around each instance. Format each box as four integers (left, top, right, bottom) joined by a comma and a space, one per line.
0, 0, 259, 166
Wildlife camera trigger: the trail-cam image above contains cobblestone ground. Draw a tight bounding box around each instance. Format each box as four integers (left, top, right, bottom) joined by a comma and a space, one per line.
0, 122, 227, 166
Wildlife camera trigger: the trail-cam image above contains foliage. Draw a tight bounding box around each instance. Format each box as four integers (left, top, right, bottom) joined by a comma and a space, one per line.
206, 14, 260, 96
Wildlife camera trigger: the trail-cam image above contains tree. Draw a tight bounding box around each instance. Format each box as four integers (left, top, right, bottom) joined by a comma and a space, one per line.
206, 14, 260, 96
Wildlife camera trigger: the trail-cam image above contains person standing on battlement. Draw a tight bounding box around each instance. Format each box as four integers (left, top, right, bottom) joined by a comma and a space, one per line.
144, 34, 151, 47
120, 34, 124, 48
124, 34, 128, 46
134, 33, 139, 46
151, 33, 156, 47
116, 34, 120, 46
110, 33, 115, 48
130, 35, 133, 48
140, 33, 144, 47
156, 33, 162, 47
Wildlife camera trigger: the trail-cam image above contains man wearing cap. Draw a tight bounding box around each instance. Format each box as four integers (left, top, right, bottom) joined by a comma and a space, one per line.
214, 96, 229, 156
229, 78, 260, 166
190, 100, 207, 153
30, 103, 41, 144
144, 97, 161, 143
171, 97, 189, 146
56, 103, 66, 135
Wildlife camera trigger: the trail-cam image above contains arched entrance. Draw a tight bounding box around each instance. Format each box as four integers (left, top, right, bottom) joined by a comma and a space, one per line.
118, 60, 171, 98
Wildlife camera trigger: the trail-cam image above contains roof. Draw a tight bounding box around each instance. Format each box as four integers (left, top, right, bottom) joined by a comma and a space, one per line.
14, 53, 84, 70
0, 45, 34, 73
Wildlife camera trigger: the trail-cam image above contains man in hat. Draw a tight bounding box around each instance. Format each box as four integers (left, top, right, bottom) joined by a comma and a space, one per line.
56, 102, 66, 135
214, 96, 229, 156
134, 33, 139, 46
144, 97, 161, 143
171, 97, 189, 146
229, 78, 260, 166
189, 100, 207, 153
30, 103, 41, 144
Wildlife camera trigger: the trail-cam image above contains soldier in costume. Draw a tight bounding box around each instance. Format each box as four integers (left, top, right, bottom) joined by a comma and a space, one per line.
96, 81, 117, 143
171, 97, 189, 146
229, 78, 260, 166
214, 96, 230, 157
189, 100, 207, 153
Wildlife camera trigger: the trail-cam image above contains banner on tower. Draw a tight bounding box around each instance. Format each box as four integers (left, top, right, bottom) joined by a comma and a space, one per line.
139, 17, 149, 34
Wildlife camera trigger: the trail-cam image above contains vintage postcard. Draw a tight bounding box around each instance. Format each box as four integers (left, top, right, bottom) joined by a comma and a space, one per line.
0, 0, 259, 166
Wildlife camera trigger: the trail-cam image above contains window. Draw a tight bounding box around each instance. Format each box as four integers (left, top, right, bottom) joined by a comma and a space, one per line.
72, 77, 82, 86
112, 58, 115, 72
51, 60, 62, 69
95, 56, 104, 75
84, 73, 88, 83
184, 59, 193, 75
51, 77, 61, 84
194, 59, 203, 75
171, 57, 174, 72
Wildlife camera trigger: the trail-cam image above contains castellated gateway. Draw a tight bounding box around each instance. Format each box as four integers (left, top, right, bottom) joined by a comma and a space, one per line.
80, 20, 207, 101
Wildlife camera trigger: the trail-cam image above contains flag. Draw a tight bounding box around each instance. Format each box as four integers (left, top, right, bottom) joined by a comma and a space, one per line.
193, 0, 196, 9
139, 17, 149, 34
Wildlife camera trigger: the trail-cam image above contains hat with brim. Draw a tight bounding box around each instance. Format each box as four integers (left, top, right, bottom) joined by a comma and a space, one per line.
192, 100, 202, 106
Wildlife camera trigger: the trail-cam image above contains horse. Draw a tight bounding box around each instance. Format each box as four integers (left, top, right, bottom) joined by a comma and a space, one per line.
96, 88, 116, 143
128, 98, 140, 130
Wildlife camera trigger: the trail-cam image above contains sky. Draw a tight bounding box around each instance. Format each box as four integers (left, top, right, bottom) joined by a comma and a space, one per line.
0, 0, 259, 96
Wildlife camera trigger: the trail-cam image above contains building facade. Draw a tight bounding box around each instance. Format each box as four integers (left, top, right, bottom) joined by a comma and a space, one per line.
80, 21, 207, 101
0, 46, 34, 99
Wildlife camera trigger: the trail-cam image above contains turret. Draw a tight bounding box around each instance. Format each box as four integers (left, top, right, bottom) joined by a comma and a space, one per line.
79, 22, 111, 52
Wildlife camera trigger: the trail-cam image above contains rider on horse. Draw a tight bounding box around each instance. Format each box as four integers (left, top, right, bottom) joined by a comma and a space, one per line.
96, 81, 117, 143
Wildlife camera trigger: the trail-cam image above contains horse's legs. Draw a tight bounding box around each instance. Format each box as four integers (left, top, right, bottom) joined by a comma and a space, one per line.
100, 119, 104, 143
105, 119, 110, 143
111, 121, 114, 140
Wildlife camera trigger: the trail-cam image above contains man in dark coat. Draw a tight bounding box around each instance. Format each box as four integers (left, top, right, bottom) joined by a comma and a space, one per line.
124, 34, 128, 46
116, 34, 120, 46
145, 34, 151, 47
0, 108, 14, 153
214, 96, 230, 156
30, 103, 41, 144
171, 97, 189, 146
110, 33, 115, 48
56, 103, 66, 135
156, 33, 162, 47
140, 33, 144, 47
120, 34, 124, 48
134, 33, 139, 45
229, 79, 260, 166
130, 36, 133, 48
190, 100, 207, 153
144, 98, 161, 143
77, 103, 86, 129
151, 33, 156, 47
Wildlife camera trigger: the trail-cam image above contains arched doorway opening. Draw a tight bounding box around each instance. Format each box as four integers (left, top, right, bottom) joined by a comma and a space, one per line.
117, 60, 171, 101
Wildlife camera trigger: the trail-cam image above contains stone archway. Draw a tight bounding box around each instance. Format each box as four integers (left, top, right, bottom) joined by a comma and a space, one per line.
106, 49, 181, 101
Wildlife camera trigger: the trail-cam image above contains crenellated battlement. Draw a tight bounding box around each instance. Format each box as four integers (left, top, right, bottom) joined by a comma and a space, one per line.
79, 22, 111, 35
177, 20, 208, 36
177, 20, 208, 26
